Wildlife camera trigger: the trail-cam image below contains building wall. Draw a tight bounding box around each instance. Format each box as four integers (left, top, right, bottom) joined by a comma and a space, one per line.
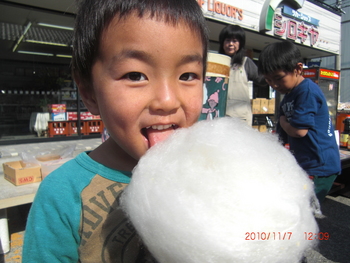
309, 0, 349, 103
340, 4, 350, 102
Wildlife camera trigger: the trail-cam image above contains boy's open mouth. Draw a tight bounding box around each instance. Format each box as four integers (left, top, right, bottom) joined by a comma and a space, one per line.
142, 124, 178, 148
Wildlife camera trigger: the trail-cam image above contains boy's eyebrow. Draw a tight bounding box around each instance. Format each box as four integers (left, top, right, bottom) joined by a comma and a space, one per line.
111, 49, 203, 67
112, 49, 152, 64
177, 53, 203, 67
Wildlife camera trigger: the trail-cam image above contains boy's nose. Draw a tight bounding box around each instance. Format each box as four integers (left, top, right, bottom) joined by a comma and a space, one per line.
268, 80, 278, 89
149, 82, 181, 114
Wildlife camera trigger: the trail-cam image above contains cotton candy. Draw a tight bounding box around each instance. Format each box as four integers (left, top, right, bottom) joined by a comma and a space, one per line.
121, 117, 319, 263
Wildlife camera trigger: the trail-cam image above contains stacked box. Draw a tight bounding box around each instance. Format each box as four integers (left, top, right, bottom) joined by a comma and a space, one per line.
268, 99, 275, 114
260, 99, 269, 114
48, 104, 66, 113
81, 112, 102, 120
258, 125, 267, 132
91, 114, 101, 119
51, 112, 66, 121
251, 99, 261, 114
80, 112, 88, 120
66, 112, 78, 121
66, 112, 101, 121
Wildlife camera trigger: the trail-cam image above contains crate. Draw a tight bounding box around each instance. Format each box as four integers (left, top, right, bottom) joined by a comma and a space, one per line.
48, 121, 68, 137
68, 121, 88, 136
85, 120, 104, 134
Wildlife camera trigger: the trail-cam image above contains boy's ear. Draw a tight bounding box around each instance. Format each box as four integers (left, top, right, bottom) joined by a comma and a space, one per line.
296, 62, 304, 75
75, 77, 100, 115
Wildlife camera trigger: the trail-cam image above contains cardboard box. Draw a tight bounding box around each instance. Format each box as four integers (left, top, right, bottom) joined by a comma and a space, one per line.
51, 112, 66, 121
66, 112, 78, 121
66, 112, 101, 121
80, 112, 90, 120
251, 99, 261, 114
259, 125, 267, 132
91, 114, 101, 120
3, 161, 42, 186
260, 99, 269, 113
268, 99, 275, 114
48, 104, 66, 113
81, 112, 101, 120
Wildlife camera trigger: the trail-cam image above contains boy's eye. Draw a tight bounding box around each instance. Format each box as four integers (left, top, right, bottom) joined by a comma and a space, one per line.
123, 72, 147, 81
179, 73, 197, 81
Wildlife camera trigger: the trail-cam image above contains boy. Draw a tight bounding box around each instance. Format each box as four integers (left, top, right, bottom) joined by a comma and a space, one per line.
258, 40, 341, 203
22, 0, 208, 262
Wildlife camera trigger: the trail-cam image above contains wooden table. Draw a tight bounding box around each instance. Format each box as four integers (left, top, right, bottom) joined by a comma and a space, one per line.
0, 171, 40, 253
340, 149, 350, 169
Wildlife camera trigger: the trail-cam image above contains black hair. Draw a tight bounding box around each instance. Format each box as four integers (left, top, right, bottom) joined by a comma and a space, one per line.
258, 40, 303, 75
72, 0, 209, 86
218, 24, 246, 66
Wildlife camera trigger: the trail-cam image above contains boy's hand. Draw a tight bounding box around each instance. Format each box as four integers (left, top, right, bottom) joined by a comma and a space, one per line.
279, 116, 308, 138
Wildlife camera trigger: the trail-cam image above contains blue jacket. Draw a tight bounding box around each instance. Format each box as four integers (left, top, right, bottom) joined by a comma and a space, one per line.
278, 78, 341, 177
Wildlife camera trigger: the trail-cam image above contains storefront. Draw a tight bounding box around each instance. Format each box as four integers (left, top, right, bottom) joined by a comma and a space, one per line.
0, 0, 342, 144
201, 0, 341, 60
200, 0, 341, 129
0, 1, 91, 144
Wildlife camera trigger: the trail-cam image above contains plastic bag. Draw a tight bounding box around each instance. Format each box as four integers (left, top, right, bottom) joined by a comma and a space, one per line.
20, 144, 76, 178
21, 144, 76, 165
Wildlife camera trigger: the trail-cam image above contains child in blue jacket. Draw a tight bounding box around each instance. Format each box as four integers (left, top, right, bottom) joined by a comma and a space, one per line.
258, 40, 341, 203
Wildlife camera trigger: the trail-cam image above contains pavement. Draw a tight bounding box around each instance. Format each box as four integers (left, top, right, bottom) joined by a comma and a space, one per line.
0, 138, 350, 262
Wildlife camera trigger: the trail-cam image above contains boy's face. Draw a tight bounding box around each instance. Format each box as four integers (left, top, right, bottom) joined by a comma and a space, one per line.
264, 64, 304, 94
85, 14, 204, 164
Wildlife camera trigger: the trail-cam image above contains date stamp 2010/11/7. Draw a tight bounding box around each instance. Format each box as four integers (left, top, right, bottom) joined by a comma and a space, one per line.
245, 232, 330, 241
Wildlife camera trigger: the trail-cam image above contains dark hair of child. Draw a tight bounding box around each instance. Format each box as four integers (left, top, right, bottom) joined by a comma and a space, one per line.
72, 0, 209, 88
218, 25, 246, 66
258, 40, 304, 75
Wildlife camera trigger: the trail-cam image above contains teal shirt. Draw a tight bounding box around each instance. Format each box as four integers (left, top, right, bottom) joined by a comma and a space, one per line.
22, 152, 154, 263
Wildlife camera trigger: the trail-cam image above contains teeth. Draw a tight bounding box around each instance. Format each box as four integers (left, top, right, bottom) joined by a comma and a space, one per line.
150, 124, 173, 130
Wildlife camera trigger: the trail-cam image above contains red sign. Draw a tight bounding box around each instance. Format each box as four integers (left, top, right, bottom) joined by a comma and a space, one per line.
274, 14, 319, 46
303, 69, 317, 78
319, 69, 340, 80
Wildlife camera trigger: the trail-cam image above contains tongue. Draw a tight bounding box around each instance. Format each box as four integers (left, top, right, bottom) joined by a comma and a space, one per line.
146, 128, 175, 147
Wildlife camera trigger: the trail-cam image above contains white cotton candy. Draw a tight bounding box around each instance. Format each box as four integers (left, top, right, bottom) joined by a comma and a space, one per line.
121, 117, 319, 263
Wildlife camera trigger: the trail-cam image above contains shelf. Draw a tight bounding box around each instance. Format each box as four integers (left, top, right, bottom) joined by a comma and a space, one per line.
0, 104, 38, 106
